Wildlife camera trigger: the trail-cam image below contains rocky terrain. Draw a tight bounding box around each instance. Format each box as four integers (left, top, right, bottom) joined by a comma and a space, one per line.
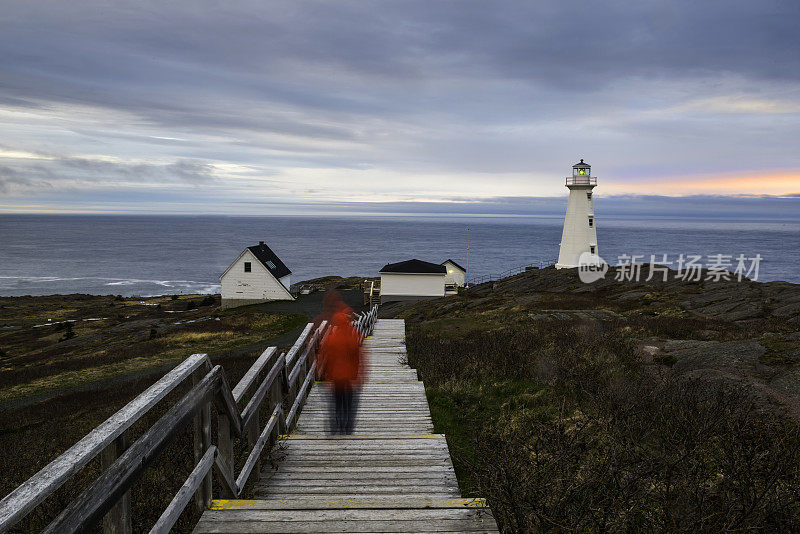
385, 267, 800, 531
385, 265, 800, 418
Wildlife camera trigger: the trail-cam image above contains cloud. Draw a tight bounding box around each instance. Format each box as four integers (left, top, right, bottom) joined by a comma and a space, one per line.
0, 148, 218, 194
0, 0, 798, 212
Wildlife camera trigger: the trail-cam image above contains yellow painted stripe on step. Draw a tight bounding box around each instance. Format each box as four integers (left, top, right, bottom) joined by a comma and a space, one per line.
210, 500, 257, 510
210, 498, 487, 510
280, 433, 443, 440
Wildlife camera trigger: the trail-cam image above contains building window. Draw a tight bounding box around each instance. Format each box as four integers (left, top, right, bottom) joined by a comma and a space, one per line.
244, 262, 251, 272
590, 246, 596, 254
266, 260, 276, 270
588, 217, 594, 228
587, 192, 592, 200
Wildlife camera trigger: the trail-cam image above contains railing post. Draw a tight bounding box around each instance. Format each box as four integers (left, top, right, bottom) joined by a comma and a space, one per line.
100, 430, 131, 534
270, 354, 286, 444
246, 408, 260, 477
216, 413, 235, 498
281, 360, 291, 417
193, 370, 212, 511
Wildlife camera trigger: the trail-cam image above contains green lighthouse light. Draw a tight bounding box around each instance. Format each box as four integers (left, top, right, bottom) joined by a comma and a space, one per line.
578, 168, 585, 175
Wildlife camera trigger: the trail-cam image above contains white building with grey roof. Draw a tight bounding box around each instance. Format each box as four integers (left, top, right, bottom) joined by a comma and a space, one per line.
220, 241, 293, 309
379, 259, 446, 304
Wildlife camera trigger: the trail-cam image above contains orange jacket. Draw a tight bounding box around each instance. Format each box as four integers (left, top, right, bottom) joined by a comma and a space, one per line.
319, 311, 364, 389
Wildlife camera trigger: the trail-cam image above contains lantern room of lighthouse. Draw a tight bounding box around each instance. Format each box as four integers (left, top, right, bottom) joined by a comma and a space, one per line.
556, 159, 598, 269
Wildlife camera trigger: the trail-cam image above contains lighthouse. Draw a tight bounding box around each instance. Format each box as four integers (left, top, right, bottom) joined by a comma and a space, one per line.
556, 159, 598, 269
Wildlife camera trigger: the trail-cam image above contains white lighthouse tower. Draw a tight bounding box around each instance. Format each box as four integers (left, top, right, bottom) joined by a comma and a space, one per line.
556, 159, 598, 269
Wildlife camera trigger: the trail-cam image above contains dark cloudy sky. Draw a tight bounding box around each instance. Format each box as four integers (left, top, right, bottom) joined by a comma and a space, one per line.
1, 0, 799, 216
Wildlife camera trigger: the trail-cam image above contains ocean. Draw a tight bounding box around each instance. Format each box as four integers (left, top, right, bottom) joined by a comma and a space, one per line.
0, 214, 798, 296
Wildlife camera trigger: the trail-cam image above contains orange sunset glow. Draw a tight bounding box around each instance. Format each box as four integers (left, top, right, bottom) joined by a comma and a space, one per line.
604, 170, 800, 197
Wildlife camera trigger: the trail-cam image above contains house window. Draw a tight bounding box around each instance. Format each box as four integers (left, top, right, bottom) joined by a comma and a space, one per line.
588, 217, 594, 228
266, 260, 276, 270
587, 192, 592, 200
244, 262, 251, 272
590, 246, 596, 254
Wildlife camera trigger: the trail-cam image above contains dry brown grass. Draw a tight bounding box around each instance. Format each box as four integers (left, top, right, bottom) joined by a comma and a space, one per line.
407, 322, 800, 532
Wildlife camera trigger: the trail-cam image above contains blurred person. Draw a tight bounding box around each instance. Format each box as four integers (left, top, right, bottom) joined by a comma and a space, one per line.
317, 292, 365, 434
314, 289, 351, 328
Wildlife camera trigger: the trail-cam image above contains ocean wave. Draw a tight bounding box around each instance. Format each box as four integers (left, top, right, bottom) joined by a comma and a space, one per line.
0, 276, 89, 282
0, 275, 220, 296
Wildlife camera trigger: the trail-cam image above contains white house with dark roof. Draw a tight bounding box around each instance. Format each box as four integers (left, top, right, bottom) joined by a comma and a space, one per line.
220, 241, 293, 309
379, 259, 446, 304
441, 259, 466, 287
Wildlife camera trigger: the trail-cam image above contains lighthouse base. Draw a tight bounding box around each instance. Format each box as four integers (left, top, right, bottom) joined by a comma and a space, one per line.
555, 263, 577, 270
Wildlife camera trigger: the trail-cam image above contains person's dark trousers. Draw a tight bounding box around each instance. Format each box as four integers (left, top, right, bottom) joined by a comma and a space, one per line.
330, 386, 360, 434
344, 387, 360, 434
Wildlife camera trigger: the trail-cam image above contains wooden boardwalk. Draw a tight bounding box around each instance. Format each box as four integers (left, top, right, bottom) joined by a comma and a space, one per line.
195, 319, 499, 533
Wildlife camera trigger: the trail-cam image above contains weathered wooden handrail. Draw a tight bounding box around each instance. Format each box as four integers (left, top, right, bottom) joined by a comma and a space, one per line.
0, 308, 375, 534
354, 304, 379, 340
42, 365, 234, 533
231, 346, 277, 402
0, 353, 211, 531
285, 323, 313, 370
151, 446, 216, 534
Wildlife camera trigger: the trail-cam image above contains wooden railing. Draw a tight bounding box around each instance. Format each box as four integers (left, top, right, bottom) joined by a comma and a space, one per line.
363, 279, 380, 307
0, 305, 378, 534
353, 304, 378, 342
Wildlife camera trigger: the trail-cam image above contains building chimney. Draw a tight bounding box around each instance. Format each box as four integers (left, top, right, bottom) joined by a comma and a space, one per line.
259, 241, 265, 248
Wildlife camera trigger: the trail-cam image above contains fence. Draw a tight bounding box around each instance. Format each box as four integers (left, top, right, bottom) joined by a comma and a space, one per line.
468, 260, 556, 286
0, 304, 379, 534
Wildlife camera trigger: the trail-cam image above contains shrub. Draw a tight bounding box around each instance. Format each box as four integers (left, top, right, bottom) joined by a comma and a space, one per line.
58, 323, 76, 342
407, 324, 800, 532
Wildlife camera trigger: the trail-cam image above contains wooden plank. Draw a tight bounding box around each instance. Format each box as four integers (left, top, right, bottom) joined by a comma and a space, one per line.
252, 492, 468, 500
194, 517, 497, 532
276, 441, 449, 449
200, 508, 489, 521
215, 414, 235, 499
43, 366, 225, 534
100, 430, 131, 534
285, 362, 315, 430
193, 369, 213, 511
268, 463, 453, 470
0, 353, 209, 532
287, 351, 307, 389
150, 446, 216, 534
235, 404, 282, 493
231, 347, 277, 403
274, 455, 452, 463
260, 469, 456, 479
280, 434, 444, 440
259, 486, 459, 495
213, 454, 238, 500
284, 323, 313, 369
209, 497, 488, 510
263, 474, 457, 483
240, 353, 285, 429
214, 372, 243, 436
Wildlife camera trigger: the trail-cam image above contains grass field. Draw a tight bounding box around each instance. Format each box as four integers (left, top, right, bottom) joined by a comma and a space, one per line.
400, 267, 800, 532
0, 293, 313, 532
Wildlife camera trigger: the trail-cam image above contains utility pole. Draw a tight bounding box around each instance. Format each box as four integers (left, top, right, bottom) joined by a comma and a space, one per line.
466, 227, 470, 288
